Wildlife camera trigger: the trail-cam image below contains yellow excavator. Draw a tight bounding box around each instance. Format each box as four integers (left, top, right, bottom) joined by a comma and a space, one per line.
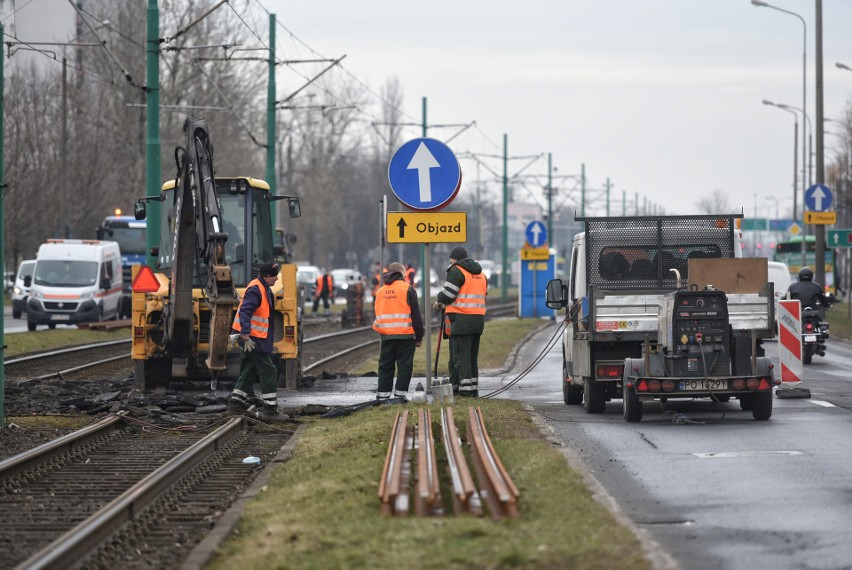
130, 117, 302, 391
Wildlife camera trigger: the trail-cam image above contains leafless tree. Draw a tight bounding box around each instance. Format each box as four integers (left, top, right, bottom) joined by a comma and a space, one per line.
695, 189, 733, 215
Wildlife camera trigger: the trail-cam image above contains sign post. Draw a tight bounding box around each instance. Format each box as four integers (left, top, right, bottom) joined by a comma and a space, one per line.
388, 138, 462, 392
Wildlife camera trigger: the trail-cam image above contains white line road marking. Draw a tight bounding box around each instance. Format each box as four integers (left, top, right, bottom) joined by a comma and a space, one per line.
693, 451, 803, 458
809, 400, 836, 408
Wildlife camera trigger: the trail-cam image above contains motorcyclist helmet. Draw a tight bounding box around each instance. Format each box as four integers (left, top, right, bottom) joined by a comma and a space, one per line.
799, 267, 814, 282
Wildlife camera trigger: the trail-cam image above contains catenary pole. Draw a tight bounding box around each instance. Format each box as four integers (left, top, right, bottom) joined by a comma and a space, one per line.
501, 134, 508, 302
145, 0, 161, 266
1, 22, 6, 425
266, 14, 277, 228
815, 0, 826, 289
547, 153, 553, 243
422, 97, 432, 388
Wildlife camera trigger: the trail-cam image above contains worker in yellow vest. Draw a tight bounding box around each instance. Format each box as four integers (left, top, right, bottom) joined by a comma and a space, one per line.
373, 262, 424, 400
433, 246, 487, 397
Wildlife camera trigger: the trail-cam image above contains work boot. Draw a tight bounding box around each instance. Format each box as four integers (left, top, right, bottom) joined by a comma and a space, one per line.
227, 399, 247, 416
259, 406, 290, 422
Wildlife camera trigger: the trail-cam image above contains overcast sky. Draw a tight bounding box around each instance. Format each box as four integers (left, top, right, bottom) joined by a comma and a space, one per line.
265, 0, 852, 219
6, 1, 852, 220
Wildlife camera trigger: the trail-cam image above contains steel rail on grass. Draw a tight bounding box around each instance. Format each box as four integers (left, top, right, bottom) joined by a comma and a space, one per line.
378, 410, 411, 516
466, 406, 520, 520
414, 408, 441, 516
17, 416, 246, 570
440, 406, 482, 515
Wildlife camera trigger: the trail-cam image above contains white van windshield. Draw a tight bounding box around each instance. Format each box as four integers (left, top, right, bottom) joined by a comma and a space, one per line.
34, 261, 99, 287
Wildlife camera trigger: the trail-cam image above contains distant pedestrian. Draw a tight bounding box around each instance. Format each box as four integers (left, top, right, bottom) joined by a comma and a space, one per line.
228, 262, 288, 421
313, 268, 334, 316
405, 263, 416, 286
433, 246, 487, 397
373, 262, 424, 400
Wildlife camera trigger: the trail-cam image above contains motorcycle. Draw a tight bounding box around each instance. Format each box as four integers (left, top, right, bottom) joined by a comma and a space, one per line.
801, 293, 837, 364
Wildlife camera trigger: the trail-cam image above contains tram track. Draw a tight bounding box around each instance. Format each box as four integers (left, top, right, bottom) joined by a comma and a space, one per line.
0, 412, 296, 569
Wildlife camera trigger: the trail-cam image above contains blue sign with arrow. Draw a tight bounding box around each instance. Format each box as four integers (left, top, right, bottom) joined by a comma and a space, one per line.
804, 184, 833, 212
388, 138, 462, 211
525, 220, 547, 247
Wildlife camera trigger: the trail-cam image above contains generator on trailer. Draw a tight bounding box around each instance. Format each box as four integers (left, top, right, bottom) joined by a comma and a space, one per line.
545, 214, 778, 422
130, 117, 303, 391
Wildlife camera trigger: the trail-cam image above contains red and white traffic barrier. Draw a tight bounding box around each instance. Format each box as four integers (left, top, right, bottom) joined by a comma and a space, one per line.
777, 299, 803, 384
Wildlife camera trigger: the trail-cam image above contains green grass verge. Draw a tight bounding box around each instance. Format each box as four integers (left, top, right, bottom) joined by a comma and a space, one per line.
8, 415, 94, 429
209, 399, 649, 570
825, 304, 852, 340
4, 328, 130, 357
351, 318, 548, 377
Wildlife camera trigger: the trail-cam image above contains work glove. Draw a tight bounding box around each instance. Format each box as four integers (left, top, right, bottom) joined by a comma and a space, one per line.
243, 337, 256, 352
432, 301, 445, 312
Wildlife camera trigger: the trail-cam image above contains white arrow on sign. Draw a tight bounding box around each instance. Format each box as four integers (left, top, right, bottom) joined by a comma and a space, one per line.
811, 186, 826, 211
833, 232, 839, 245
407, 142, 440, 203
531, 222, 542, 245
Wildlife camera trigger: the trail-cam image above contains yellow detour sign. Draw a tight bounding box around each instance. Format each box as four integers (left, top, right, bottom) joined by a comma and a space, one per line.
386, 211, 467, 243
804, 211, 836, 225
520, 246, 549, 260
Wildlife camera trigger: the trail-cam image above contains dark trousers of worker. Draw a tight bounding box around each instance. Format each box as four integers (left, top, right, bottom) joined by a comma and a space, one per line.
448, 334, 480, 396
313, 293, 330, 313
230, 350, 279, 410
376, 338, 416, 399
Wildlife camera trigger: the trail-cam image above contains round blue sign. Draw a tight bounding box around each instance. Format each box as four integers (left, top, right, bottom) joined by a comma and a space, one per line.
388, 138, 462, 211
525, 221, 547, 247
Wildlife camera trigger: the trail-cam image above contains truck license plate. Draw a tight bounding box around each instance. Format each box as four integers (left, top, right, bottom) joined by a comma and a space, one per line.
679, 379, 727, 391
50, 314, 70, 321
804, 335, 817, 342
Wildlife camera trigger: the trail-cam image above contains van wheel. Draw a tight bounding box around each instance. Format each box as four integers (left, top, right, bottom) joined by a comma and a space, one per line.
12, 307, 21, 319
27, 320, 37, 332
562, 357, 583, 405
48, 323, 56, 330
584, 380, 606, 414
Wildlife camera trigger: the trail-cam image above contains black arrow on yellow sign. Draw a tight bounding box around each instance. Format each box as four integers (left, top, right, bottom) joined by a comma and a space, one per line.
396, 217, 407, 238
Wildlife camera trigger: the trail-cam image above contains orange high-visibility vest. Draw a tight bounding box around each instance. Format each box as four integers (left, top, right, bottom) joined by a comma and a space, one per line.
316, 274, 333, 296
405, 266, 415, 285
232, 278, 271, 338
444, 266, 486, 335
373, 280, 415, 336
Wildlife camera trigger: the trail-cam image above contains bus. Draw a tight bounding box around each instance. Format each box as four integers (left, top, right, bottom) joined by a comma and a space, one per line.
773, 235, 836, 291
95, 214, 147, 317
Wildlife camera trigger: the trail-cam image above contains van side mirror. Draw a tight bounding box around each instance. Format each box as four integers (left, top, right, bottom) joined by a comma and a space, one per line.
24, 275, 32, 287
134, 200, 147, 220
101, 277, 111, 290
546, 279, 567, 309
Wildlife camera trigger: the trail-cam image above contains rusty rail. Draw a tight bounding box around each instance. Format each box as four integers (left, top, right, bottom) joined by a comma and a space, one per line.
378, 410, 411, 516
414, 408, 442, 516
466, 406, 520, 520
440, 406, 482, 515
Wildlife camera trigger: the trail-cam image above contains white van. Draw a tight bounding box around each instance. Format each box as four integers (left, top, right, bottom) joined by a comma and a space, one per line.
26, 239, 122, 331
11, 259, 36, 319
768, 261, 793, 305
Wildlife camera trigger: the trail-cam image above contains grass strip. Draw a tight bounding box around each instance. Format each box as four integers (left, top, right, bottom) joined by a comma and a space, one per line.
4, 328, 130, 357
209, 399, 649, 569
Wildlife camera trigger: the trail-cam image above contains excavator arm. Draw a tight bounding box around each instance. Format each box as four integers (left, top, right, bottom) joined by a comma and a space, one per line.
167, 117, 238, 370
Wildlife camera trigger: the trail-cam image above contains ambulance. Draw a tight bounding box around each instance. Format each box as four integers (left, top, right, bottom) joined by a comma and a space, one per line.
26, 239, 123, 331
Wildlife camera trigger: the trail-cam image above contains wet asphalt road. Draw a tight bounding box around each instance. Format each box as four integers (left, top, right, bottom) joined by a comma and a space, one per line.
493, 323, 852, 570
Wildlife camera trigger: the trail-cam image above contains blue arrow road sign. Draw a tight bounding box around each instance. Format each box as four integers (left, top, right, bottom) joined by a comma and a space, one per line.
525, 220, 547, 247
388, 138, 462, 211
805, 184, 833, 212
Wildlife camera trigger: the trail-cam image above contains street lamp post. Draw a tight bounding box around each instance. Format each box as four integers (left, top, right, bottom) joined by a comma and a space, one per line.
752, 0, 807, 244
762, 100, 799, 222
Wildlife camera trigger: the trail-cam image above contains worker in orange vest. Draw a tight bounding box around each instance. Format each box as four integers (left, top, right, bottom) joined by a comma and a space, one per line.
373, 262, 424, 400
228, 262, 288, 421
313, 269, 334, 316
405, 263, 416, 286
370, 262, 388, 300
433, 246, 487, 397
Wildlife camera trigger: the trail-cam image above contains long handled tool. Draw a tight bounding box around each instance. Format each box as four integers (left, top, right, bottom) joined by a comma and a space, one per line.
434, 308, 445, 377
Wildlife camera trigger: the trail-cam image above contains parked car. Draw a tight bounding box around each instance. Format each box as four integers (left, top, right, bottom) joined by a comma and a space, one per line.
296, 265, 320, 297
11, 260, 36, 319
331, 268, 362, 299
4, 270, 14, 295
478, 259, 496, 286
